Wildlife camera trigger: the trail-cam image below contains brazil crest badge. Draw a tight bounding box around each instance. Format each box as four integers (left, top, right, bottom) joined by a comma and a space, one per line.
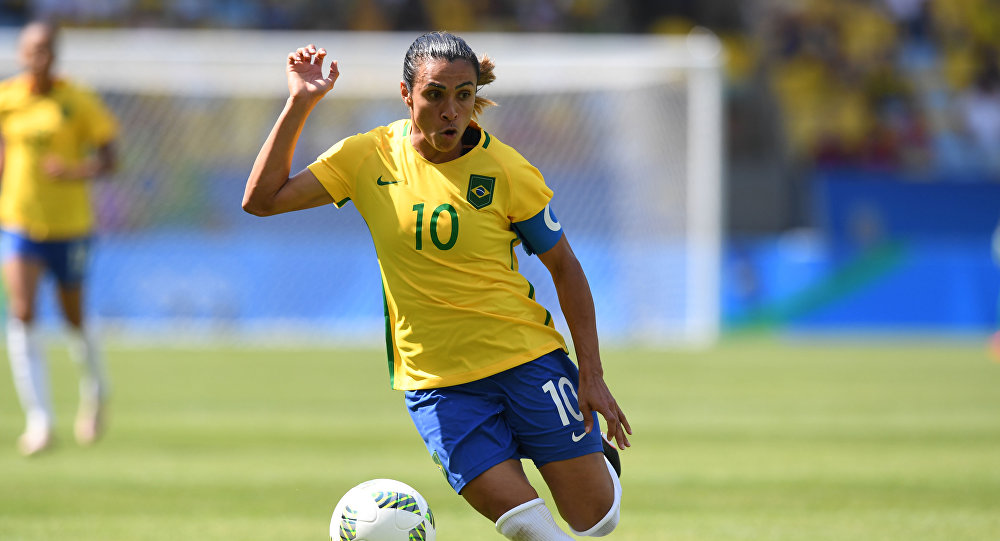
467, 175, 495, 209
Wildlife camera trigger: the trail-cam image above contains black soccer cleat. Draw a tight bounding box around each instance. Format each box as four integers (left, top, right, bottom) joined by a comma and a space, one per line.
602, 434, 622, 478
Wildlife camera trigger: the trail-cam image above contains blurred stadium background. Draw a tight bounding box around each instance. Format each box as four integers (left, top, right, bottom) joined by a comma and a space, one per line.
0, 0, 995, 344
1, 1, 999, 541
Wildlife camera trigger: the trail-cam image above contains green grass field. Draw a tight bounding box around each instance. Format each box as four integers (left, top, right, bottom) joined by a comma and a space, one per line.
1, 338, 999, 540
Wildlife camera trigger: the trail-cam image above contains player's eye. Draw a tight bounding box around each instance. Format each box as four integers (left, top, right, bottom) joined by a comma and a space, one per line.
459, 91, 472, 100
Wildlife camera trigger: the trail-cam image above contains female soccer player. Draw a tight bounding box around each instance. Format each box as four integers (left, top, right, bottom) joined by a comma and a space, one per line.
243, 32, 630, 539
0, 21, 117, 456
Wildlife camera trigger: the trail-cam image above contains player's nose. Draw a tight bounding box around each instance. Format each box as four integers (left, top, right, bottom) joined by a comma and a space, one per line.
441, 101, 458, 121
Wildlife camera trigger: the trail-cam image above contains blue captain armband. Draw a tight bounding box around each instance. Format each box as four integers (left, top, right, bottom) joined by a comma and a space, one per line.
512, 203, 564, 256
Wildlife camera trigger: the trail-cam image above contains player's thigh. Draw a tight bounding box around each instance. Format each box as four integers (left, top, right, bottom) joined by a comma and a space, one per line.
460, 458, 538, 522
537, 451, 614, 531
494, 351, 611, 529
1, 250, 45, 321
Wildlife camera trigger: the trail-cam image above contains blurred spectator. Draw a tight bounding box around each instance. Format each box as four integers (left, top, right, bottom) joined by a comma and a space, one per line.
955, 46, 1000, 174
763, 0, 932, 171
992, 218, 1000, 361
884, 0, 929, 41
0, 0, 996, 189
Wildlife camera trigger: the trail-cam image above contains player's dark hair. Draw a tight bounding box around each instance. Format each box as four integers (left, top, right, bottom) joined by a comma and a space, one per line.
403, 31, 497, 117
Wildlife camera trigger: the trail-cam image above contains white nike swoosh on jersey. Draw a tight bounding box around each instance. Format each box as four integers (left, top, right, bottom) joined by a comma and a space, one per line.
571, 431, 586, 442
544, 203, 561, 232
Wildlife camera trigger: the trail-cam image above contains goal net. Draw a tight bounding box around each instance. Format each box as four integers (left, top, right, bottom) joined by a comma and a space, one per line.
0, 29, 723, 347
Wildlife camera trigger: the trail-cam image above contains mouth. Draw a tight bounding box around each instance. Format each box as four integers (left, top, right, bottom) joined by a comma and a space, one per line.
441, 126, 459, 138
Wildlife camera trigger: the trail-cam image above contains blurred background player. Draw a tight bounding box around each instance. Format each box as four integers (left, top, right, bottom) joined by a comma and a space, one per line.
0, 21, 118, 456
992, 218, 1000, 362
243, 32, 629, 540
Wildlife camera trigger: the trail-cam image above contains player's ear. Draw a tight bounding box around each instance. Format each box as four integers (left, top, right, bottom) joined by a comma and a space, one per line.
400, 81, 413, 107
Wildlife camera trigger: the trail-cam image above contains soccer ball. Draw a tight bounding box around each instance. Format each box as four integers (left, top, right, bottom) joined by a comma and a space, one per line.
330, 479, 436, 541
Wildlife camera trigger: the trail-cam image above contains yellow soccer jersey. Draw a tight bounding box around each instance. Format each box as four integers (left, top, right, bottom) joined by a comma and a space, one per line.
308, 119, 568, 390
0, 75, 118, 240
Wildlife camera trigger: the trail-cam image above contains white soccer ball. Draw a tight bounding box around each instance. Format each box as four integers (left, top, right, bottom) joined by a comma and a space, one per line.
330, 479, 436, 541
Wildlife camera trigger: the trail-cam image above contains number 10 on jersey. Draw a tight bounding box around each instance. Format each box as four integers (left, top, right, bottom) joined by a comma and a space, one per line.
412, 203, 459, 250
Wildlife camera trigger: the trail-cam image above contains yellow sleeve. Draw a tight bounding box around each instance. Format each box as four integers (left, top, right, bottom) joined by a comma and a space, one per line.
306, 132, 374, 208
506, 154, 553, 223
75, 86, 118, 146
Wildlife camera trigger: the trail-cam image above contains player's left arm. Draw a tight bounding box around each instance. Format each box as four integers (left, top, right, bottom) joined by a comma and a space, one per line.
537, 235, 632, 450
43, 141, 115, 180
93, 142, 116, 177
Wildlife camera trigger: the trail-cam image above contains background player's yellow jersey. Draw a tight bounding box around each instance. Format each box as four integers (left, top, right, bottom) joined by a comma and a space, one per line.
309, 119, 567, 390
0, 75, 118, 240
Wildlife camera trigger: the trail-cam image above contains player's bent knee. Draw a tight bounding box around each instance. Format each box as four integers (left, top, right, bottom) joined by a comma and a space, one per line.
569, 456, 622, 537
572, 505, 620, 537
568, 494, 620, 537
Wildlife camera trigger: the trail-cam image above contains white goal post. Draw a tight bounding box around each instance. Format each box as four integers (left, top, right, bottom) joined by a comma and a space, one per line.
0, 29, 724, 347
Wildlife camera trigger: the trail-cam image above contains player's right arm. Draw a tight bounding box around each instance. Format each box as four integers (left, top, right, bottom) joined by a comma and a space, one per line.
243, 45, 339, 216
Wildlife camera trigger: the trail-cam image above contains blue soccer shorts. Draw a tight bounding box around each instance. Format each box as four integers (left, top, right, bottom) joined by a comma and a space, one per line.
405, 349, 604, 493
0, 229, 91, 286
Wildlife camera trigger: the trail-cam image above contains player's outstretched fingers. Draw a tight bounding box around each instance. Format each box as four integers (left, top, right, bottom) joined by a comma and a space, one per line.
615, 406, 632, 448
601, 409, 620, 440
612, 413, 631, 449
603, 403, 631, 450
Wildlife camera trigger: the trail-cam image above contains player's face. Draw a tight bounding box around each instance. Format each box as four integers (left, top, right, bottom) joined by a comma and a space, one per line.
18, 24, 56, 79
403, 58, 477, 163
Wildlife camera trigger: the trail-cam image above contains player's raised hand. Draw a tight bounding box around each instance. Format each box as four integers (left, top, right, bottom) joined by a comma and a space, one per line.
286, 44, 339, 102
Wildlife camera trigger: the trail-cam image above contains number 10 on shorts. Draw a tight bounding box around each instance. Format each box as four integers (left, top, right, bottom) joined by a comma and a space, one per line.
542, 377, 584, 426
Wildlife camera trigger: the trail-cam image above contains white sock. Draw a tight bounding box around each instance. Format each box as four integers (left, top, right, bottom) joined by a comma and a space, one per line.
7, 318, 53, 433
495, 498, 574, 541
569, 456, 622, 537
67, 325, 108, 404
